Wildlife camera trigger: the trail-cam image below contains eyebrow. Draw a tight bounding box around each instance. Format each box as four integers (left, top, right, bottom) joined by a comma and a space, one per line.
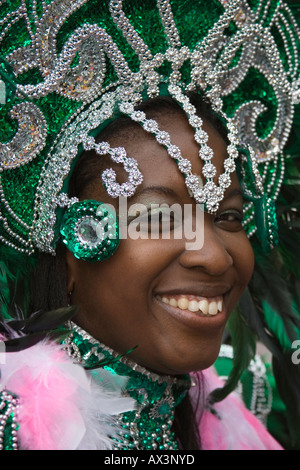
224, 188, 243, 199
132, 185, 244, 203
132, 185, 177, 199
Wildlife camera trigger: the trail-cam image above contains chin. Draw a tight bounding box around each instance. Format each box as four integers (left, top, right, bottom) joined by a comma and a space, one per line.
152, 346, 222, 376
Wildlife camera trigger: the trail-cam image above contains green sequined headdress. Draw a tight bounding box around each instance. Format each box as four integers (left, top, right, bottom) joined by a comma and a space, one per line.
0, 0, 299, 256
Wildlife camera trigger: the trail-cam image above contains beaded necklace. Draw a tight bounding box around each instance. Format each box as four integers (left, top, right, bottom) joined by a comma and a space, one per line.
64, 324, 191, 450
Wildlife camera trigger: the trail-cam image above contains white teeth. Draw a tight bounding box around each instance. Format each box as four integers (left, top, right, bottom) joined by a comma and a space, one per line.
158, 296, 223, 316
169, 298, 178, 307
177, 298, 189, 310
199, 299, 209, 315
188, 300, 199, 312
208, 301, 218, 316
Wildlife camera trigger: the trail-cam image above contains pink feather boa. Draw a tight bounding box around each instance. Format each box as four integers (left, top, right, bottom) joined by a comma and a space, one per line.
195, 368, 283, 450
0, 338, 135, 450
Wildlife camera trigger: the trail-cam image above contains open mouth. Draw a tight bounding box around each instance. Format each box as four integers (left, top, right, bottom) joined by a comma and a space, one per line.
156, 294, 224, 317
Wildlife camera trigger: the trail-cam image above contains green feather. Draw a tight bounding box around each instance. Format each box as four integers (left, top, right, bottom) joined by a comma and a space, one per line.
0, 260, 11, 319
261, 300, 296, 352
0, 245, 37, 321
209, 304, 256, 404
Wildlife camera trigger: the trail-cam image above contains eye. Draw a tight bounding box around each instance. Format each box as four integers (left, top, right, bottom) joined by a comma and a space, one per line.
145, 206, 177, 234
214, 209, 244, 231
127, 204, 181, 236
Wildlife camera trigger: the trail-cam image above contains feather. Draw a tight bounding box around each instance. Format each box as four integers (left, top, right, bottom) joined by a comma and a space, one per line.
200, 368, 282, 450
0, 245, 37, 321
1, 306, 77, 352
239, 288, 283, 360
249, 240, 300, 347
261, 300, 297, 352
0, 260, 12, 320
272, 355, 300, 449
77, 367, 136, 450
209, 304, 256, 404
0, 338, 136, 450
7, 306, 78, 334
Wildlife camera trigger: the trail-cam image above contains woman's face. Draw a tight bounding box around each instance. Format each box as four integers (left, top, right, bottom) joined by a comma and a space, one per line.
66, 109, 255, 375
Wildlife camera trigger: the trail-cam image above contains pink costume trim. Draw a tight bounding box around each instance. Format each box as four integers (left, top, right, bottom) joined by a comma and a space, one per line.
197, 367, 282, 450
0, 338, 135, 450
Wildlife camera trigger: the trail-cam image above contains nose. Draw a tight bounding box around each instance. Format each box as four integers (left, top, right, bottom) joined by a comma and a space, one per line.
179, 217, 233, 277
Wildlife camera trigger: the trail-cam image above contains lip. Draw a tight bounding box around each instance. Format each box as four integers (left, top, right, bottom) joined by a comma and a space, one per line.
153, 287, 231, 331
154, 284, 232, 299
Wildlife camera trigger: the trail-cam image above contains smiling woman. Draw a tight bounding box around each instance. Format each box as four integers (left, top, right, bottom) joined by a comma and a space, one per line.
24, 94, 270, 450
0, 0, 300, 452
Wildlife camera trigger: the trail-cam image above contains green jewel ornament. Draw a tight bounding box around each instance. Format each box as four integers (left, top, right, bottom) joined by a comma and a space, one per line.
253, 196, 279, 254
60, 200, 120, 262
235, 146, 279, 252
64, 323, 191, 450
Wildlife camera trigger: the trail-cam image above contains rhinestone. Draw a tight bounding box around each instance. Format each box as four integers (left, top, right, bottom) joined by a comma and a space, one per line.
131, 110, 146, 121
110, 147, 126, 163
195, 129, 208, 144
194, 189, 206, 203
143, 120, 159, 132
106, 182, 121, 197
202, 163, 217, 178
185, 174, 200, 189
224, 158, 236, 172
218, 173, 232, 188
102, 169, 116, 183
200, 145, 214, 160
206, 198, 219, 212
77, 218, 104, 247
96, 142, 110, 155
156, 131, 171, 145
120, 182, 135, 197
178, 158, 192, 173
168, 144, 181, 158
124, 157, 138, 171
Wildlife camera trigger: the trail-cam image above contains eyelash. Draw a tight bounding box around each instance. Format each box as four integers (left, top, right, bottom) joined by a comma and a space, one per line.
146, 208, 176, 226
127, 207, 244, 232
126, 207, 177, 233
214, 209, 244, 229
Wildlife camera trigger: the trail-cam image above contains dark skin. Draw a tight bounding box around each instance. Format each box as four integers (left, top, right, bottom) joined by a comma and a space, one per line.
66, 110, 255, 375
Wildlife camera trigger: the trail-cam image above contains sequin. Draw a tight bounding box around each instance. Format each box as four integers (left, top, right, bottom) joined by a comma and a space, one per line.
0, 390, 20, 451
0, 0, 298, 254
64, 323, 191, 450
60, 200, 120, 261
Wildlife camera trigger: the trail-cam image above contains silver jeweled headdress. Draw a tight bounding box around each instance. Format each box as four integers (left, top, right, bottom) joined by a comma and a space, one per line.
0, 0, 299, 255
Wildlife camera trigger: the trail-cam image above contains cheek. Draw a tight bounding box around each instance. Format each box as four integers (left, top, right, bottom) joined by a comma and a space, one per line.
72, 238, 179, 307
108, 240, 182, 311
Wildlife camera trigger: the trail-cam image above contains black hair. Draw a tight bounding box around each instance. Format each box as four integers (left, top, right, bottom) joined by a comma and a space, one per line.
29, 90, 229, 450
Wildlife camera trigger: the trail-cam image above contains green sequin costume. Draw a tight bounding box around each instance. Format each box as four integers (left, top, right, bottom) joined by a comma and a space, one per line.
64, 324, 191, 450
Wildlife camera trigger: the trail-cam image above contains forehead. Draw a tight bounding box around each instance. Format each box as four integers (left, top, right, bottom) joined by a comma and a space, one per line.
107, 110, 229, 194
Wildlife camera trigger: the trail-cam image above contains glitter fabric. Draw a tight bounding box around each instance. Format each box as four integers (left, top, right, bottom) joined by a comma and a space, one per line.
60, 200, 120, 261
0, 0, 299, 255
0, 390, 19, 450
64, 324, 191, 450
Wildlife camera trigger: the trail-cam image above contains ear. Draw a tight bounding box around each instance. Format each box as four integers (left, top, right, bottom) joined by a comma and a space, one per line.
65, 249, 77, 294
